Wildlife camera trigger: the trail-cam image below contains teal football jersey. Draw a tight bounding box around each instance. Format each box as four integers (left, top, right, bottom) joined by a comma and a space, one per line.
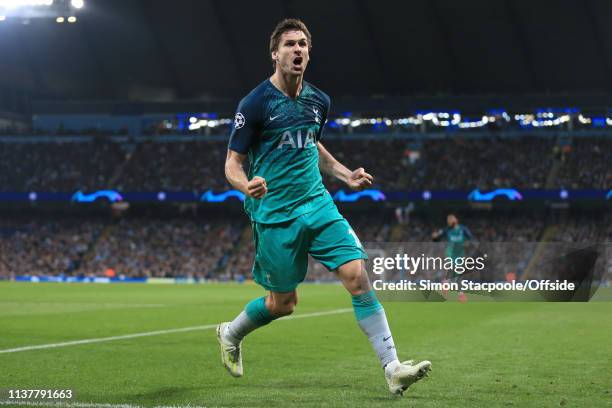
228, 79, 332, 224
442, 224, 474, 258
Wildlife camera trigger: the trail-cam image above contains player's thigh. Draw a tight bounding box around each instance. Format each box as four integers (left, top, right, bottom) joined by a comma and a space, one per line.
252, 219, 309, 292
307, 203, 367, 272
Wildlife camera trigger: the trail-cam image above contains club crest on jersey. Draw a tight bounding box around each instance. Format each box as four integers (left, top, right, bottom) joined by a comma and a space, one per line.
234, 112, 245, 129
277, 129, 316, 149
313, 107, 320, 123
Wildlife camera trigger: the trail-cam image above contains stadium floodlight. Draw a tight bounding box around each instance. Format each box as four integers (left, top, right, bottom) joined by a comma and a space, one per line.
0, 15, 5, 20
70, 0, 83, 9
67, 15, 75, 22
55, 15, 63, 22
0, 0, 53, 9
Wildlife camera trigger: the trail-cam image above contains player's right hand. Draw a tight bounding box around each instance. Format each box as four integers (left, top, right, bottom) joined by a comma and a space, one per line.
247, 176, 267, 199
432, 229, 442, 241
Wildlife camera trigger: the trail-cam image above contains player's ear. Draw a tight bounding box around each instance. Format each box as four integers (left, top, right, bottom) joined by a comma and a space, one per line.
271, 50, 278, 63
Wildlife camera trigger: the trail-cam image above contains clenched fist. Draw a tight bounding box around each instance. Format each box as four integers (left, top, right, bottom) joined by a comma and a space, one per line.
247, 176, 267, 199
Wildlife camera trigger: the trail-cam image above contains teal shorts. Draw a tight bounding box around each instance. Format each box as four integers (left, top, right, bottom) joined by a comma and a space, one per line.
251, 200, 368, 292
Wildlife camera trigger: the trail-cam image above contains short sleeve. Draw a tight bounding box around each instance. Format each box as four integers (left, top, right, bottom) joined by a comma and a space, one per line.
317, 93, 331, 141
228, 97, 260, 154
441, 227, 451, 241
462, 225, 474, 241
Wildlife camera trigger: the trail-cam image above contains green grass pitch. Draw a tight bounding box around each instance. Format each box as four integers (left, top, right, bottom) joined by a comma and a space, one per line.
0, 282, 611, 407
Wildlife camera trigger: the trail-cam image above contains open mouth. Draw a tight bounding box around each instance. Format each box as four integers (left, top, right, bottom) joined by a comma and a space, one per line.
293, 56, 303, 66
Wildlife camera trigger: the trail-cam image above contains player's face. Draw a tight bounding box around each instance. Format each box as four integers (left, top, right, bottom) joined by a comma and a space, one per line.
272, 30, 309, 76
447, 215, 458, 227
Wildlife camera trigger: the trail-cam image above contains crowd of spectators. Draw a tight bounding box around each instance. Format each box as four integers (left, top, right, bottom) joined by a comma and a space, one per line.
0, 139, 123, 192
0, 218, 102, 277
416, 137, 555, 190
117, 140, 230, 192
0, 216, 243, 279
82, 216, 242, 279
551, 213, 612, 243
0, 135, 607, 191
5, 211, 607, 283
556, 137, 612, 189
391, 213, 546, 243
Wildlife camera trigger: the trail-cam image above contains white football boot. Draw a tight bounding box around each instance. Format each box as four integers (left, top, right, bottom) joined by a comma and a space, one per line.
216, 322, 243, 377
385, 360, 432, 395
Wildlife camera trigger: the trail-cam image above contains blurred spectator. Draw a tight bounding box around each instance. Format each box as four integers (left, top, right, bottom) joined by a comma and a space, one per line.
0, 135, 607, 191
556, 137, 612, 189
0, 139, 123, 192
0, 212, 609, 282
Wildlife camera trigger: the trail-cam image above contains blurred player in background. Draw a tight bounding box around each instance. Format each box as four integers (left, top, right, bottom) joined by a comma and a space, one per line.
432, 214, 474, 302
217, 18, 431, 396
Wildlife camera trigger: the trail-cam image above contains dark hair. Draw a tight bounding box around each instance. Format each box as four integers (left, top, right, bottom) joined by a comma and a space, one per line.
269, 18, 312, 67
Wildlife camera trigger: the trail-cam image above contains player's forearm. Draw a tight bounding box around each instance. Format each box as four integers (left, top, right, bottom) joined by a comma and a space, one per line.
320, 156, 351, 183
224, 158, 249, 194
318, 144, 351, 184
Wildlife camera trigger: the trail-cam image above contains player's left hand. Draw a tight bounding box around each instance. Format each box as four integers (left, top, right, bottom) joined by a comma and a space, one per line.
347, 167, 373, 191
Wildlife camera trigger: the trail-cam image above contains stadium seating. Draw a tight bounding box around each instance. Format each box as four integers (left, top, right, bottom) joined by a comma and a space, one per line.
1, 212, 609, 281
0, 135, 609, 191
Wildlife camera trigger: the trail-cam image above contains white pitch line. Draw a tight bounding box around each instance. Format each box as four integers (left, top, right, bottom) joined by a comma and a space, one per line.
0, 400, 208, 408
0, 308, 352, 355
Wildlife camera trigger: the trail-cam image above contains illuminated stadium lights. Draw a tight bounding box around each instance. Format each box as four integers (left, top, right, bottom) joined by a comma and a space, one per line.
0, 0, 83, 23
0, 15, 5, 20
430, 112, 462, 127
458, 116, 489, 129
70, 0, 83, 9
334, 110, 580, 130
532, 115, 570, 127
335, 118, 351, 126
188, 117, 231, 130
393, 117, 422, 125
0, 0, 52, 9
513, 112, 570, 128
177, 108, 612, 133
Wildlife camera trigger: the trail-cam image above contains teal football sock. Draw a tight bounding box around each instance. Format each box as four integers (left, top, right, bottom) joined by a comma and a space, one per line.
352, 290, 399, 368
225, 296, 277, 344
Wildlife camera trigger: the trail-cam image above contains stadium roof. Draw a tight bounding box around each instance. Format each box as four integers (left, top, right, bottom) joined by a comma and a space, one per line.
1, 0, 611, 101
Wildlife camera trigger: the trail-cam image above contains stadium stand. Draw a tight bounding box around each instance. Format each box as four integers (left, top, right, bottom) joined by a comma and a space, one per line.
1, 212, 609, 282
0, 134, 609, 191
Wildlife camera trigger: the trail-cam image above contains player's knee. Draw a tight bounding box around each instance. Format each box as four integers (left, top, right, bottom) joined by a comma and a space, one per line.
337, 260, 371, 295
346, 275, 369, 295
344, 270, 371, 295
